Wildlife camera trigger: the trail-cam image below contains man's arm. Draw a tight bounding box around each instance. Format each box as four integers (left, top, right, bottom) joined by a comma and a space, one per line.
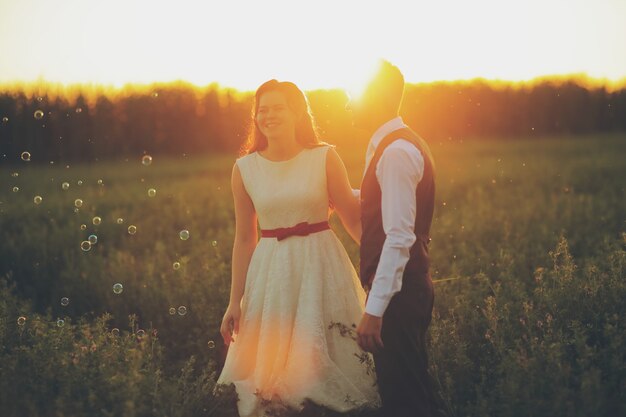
364, 140, 424, 317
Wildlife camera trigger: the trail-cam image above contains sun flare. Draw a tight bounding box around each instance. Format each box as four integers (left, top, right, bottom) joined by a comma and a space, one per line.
0, 0, 624, 91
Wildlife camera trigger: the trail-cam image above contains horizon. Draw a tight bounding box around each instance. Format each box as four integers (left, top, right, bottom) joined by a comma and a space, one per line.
1, 72, 625, 98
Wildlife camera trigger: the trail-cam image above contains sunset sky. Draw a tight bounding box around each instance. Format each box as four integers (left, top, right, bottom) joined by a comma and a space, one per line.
0, 0, 625, 92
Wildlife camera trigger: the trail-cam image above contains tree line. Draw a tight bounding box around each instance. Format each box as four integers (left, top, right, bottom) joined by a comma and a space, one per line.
0, 78, 624, 163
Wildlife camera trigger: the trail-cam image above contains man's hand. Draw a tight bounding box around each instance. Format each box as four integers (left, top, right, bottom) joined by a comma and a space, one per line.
356, 312, 384, 353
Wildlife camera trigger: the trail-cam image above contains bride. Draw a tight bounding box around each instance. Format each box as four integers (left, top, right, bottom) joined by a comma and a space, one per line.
215, 79, 381, 416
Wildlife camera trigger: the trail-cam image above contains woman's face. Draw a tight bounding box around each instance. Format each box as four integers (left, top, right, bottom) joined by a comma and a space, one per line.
255, 91, 297, 141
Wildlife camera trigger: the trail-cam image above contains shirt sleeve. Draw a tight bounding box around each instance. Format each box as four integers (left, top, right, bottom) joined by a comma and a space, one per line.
364, 140, 424, 317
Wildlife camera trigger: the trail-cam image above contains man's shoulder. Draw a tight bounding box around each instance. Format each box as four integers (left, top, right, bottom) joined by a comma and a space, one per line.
381, 138, 423, 160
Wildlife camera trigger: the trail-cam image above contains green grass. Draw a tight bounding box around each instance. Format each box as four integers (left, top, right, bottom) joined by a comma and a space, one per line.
1, 134, 625, 416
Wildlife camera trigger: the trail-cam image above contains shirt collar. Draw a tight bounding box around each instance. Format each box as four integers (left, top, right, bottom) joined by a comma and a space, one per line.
367, 116, 406, 152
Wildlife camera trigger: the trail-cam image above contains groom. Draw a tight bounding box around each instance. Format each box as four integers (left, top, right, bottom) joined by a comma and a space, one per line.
348, 60, 440, 417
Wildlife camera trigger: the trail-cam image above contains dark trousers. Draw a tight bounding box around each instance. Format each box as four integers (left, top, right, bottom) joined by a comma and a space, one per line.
372, 277, 438, 417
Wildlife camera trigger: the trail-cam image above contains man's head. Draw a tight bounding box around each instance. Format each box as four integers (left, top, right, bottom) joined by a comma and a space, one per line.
346, 59, 405, 131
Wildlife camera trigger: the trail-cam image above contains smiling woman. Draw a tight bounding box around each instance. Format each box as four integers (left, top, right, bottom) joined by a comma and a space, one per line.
241, 79, 323, 155
0, 0, 624, 90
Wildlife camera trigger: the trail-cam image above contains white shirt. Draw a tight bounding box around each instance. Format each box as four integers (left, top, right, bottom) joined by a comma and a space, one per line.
358, 116, 424, 317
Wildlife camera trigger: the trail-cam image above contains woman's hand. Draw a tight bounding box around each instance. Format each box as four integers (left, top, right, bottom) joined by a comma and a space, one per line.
220, 303, 241, 346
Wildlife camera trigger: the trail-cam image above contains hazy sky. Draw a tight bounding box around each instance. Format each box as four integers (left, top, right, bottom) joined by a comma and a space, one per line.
1, 0, 625, 91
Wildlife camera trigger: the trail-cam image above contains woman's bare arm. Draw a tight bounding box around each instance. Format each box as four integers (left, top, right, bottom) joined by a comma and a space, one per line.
326, 147, 362, 244
220, 162, 257, 345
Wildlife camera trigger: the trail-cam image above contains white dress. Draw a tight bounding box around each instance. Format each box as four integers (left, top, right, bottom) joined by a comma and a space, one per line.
216, 145, 381, 417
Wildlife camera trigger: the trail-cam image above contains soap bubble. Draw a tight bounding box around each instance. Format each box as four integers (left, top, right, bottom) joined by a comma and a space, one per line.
211, 240, 218, 247
136, 329, 146, 338
168, 307, 176, 315
92, 216, 101, 225
56, 319, 65, 327
12, 186, 19, 193
148, 188, 156, 197
17, 316, 27, 326
77, 180, 83, 186
116, 218, 124, 224
111, 328, 120, 336
61, 182, 70, 190
33, 195, 43, 204
113, 283, 123, 294
128, 225, 137, 235
142, 155, 152, 166
74, 199, 83, 208
88, 234, 98, 245
173, 261, 181, 270
80, 224, 87, 231
34, 110, 44, 120
61, 297, 69, 306
21, 151, 31, 161
179, 230, 190, 240
80, 241, 91, 251
1, 116, 8, 123
97, 179, 103, 185
207, 340, 216, 349
177, 306, 187, 316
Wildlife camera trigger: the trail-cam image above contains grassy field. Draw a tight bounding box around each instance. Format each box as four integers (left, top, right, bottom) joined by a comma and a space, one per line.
1, 134, 624, 417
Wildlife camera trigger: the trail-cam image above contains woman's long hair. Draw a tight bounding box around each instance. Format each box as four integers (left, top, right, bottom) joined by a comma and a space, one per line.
241, 79, 324, 155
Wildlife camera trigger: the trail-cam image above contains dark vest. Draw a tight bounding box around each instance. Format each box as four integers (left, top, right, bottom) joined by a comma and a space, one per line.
360, 126, 436, 291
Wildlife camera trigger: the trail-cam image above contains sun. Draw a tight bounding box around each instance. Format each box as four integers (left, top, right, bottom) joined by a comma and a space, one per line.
341, 59, 383, 101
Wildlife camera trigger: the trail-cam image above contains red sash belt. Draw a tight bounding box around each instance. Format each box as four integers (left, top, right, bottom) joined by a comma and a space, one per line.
261, 221, 330, 241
